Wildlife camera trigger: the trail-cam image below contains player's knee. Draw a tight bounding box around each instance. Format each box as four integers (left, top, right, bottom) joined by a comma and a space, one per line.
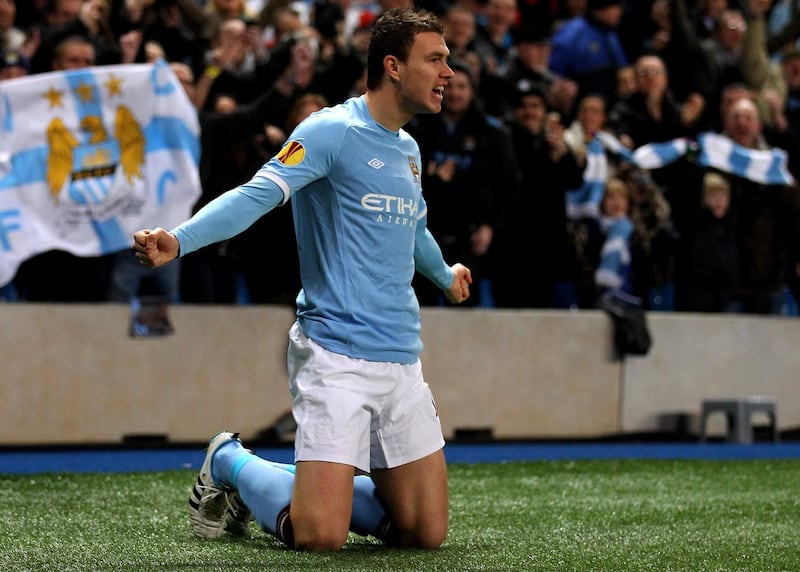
415, 523, 448, 550
393, 520, 448, 550
293, 526, 348, 552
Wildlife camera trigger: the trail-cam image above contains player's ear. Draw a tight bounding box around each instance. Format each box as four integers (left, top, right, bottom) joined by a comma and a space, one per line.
384, 55, 401, 81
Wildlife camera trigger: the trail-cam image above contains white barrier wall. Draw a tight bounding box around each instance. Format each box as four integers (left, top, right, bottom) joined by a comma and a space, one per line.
1, 304, 798, 445
621, 312, 800, 435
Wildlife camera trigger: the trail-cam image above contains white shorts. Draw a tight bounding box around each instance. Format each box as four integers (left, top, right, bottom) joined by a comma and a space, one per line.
287, 321, 445, 473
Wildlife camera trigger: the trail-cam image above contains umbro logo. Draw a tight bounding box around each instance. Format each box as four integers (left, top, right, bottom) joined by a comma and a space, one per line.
367, 158, 384, 169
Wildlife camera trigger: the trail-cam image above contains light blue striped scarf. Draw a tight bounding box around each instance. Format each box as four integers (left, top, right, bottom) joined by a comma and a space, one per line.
565, 131, 634, 220
632, 132, 794, 186
595, 215, 634, 292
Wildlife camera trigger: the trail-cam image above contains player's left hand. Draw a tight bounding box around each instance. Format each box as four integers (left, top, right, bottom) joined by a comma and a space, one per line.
444, 263, 472, 304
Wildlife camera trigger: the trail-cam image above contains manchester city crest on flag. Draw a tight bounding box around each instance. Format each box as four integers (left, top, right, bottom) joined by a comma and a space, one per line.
0, 60, 201, 287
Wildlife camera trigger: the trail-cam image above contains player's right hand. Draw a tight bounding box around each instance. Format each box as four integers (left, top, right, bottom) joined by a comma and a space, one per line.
133, 227, 179, 268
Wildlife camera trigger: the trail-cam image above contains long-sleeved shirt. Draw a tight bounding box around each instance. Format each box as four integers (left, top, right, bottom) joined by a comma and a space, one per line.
173, 95, 454, 364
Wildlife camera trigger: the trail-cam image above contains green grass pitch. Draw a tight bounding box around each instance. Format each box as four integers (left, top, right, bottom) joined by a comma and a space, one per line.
2, 459, 799, 571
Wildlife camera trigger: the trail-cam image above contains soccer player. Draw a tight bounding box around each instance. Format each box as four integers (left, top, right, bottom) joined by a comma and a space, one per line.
133, 7, 472, 552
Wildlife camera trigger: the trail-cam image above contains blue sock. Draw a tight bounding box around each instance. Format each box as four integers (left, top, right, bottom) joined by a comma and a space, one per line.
210, 440, 254, 487
216, 449, 387, 541
235, 458, 295, 537
263, 462, 385, 536
213, 445, 294, 542
268, 461, 296, 474
350, 475, 389, 537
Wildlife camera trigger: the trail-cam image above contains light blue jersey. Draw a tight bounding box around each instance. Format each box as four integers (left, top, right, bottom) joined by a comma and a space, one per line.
173, 96, 454, 364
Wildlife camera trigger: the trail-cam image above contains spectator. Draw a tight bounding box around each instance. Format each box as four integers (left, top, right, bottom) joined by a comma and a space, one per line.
107, 246, 182, 304
235, 92, 329, 305
307, 1, 368, 105
11, 34, 115, 302
209, 19, 319, 108
766, 0, 800, 55
770, 44, 800, 304
492, 84, 585, 309
770, 46, 800, 181
139, 0, 209, 77
563, 92, 629, 220
180, 38, 317, 304
195, 15, 270, 110
615, 64, 637, 100
0, 0, 25, 52
261, 4, 305, 49
472, 0, 519, 76
691, 0, 732, 40
106, 63, 200, 305
594, 176, 635, 295
736, 0, 785, 128
205, 0, 257, 23
516, 0, 563, 32
696, 6, 751, 129
491, 24, 579, 121
50, 33, 96, 70
562, 93, 632, 306
552, 0, 589, 29
648, 0, 711, 105
143, 38, 166, 64
211, 16, 266, 76
718, 97, 800, 314
441, 3, 490, 89
406, 60, 517, 307
549, 0, 629, 110
609, 53, 705, 150
0, 46, 29, 80
642, 0, 673, 58
13, 0, 47, 31
617, 164, 677, 308
29, 0, 83, 73
183, 90, 247, 303
614, 0, 660, 62
674, 171, 739, 312
567, 175, 635, 307
31, 0, 125, 71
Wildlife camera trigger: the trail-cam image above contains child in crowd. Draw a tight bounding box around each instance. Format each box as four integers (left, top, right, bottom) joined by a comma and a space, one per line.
594, 177, 635, 294
568, 176, 635, 307
674, 171, 739, 312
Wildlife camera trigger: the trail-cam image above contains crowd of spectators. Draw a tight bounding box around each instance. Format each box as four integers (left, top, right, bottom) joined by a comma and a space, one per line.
2, 0, 800, 315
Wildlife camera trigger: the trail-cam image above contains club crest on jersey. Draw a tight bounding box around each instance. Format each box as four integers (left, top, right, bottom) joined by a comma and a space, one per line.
276, 141, 305, 166
408, 155, 420, 184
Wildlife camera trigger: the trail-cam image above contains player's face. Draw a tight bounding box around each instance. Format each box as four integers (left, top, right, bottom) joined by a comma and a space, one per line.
397, 31, 453, 115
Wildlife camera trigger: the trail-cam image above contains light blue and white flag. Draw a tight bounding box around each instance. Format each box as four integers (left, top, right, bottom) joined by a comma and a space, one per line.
0, 60, 200, 287
595, 215, 633, 292
695, 132, 794, 186
566, 136, 607, 220
631, 132, 794, 186
566, 131, 633, 220
632, 137, 690, 169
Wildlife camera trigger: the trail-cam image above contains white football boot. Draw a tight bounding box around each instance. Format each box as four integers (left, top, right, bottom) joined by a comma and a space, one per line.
188, 431, 242, 539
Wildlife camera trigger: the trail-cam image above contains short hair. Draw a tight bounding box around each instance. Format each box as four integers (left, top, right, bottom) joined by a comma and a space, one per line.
366, 7, 443, 91
53, 35, 94, 58
702, 172, 731, 196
